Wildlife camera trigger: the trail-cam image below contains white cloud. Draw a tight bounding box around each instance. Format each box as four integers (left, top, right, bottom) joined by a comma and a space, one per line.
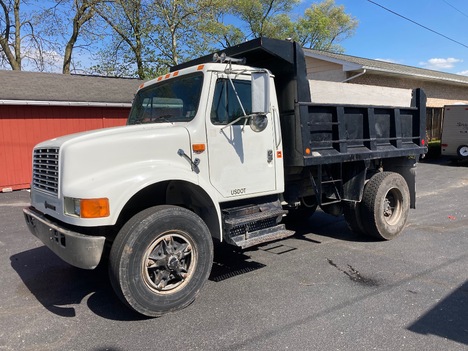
419, 57, 463, 70
457, 70, 468, 76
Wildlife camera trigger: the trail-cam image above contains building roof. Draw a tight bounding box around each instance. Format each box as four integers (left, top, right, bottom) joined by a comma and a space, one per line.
304, 48, 468, 86
0, 70, 142, 107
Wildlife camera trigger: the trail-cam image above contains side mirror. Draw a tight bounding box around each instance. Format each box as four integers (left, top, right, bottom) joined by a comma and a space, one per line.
250, 114, 268, 132
251, 72, 270, 114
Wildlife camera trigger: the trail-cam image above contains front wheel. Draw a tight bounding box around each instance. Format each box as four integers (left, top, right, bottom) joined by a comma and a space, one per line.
109, 205, 213, 317
360, 172, 410, 240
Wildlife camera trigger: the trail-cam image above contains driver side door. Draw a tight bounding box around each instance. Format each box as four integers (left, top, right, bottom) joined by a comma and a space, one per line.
205, 74, 278, 199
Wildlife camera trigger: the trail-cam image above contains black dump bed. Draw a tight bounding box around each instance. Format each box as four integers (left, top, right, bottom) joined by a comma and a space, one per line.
173, 37, 427, 167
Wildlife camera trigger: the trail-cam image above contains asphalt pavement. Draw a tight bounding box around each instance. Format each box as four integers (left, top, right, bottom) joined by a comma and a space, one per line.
1, 157, 467, 351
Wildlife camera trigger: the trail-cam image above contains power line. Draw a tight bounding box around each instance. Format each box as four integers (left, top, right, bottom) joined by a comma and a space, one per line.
366, 0, 468, 50
442, 0, 468, 19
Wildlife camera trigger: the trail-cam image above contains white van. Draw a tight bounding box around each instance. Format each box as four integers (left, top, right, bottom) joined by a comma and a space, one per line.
441, 105, 468, 159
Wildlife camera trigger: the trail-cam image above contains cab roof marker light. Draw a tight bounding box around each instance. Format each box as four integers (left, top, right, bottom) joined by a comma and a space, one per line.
197, 65, 204, 71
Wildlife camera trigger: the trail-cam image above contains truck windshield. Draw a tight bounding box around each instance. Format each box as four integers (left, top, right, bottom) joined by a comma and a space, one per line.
127, 72, 203, 125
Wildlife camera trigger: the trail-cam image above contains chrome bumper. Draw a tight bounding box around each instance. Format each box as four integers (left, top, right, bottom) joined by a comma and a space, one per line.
23, 207, 106, 270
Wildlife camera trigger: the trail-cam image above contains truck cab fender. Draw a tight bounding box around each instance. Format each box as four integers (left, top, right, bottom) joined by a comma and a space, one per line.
63, 161, 223, 239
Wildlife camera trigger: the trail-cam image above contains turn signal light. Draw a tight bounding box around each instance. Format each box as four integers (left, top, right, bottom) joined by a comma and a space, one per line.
81, 198, 110, 218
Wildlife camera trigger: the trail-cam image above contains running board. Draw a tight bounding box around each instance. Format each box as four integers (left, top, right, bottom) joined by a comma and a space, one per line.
228, 225, 295, 249
222, 200, 294, 249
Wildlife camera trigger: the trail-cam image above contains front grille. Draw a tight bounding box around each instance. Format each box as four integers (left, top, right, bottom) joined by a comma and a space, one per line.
32, 147, 59, 195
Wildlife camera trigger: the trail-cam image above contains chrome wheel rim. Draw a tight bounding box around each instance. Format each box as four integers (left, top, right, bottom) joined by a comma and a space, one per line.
142, 231, 196, 294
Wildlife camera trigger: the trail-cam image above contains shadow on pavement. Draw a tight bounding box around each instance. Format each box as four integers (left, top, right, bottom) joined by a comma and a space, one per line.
9, 210, 379, 320
11, 244, 271, 319
10, 246, 145, 321
286, 210, 374, 243
210, 242, 267, 282
407, 280, 468, 345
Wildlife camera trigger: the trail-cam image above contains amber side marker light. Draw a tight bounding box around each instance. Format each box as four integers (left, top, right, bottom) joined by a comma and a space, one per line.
193, 143, 206, 153
81, 198, 110, 218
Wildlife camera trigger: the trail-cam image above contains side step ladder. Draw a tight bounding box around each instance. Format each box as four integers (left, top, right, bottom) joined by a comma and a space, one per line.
222, 200, 294, 249
310, 164, 343, 206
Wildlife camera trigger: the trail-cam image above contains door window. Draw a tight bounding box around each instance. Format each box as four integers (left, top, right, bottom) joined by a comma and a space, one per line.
210, 79, 252, 125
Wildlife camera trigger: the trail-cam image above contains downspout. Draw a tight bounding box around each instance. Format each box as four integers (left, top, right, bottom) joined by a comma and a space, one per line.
342, 69, 367, 83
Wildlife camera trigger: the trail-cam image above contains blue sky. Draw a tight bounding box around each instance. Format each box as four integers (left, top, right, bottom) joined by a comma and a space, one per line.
296, 0, 468, 76
14, 0, 468, 77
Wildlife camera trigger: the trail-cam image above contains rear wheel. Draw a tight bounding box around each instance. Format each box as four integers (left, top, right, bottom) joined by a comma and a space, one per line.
360, 172, 410, 240
109, 205, 213, 317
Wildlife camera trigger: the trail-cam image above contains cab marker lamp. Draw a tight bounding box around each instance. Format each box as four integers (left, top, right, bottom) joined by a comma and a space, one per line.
65, 197, 110, 218
192, 143, 206, 153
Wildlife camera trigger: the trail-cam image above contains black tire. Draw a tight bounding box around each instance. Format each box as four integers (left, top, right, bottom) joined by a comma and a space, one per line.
457, 145, 468, 158
109, 205, 213, 317
343, 201, 366, 235
360, 172, 410, 240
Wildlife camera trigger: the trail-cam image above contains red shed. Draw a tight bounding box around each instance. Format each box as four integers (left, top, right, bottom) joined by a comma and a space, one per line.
0, 70, 142, 192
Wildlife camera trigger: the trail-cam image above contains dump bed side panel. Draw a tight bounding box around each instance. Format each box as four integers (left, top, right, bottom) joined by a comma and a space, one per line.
290, 89, 427, 166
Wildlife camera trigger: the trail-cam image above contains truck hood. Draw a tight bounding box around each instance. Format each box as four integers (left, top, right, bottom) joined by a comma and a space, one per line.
36, 123, 179, 148
35, 124, 192, 196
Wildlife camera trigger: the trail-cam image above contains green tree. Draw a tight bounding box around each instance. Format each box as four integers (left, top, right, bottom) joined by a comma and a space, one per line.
293, 0, 358, 52
230, 0, 299, 39
212, 0, 357, 53
91, 0, 222, 78
151, 0, 223, 66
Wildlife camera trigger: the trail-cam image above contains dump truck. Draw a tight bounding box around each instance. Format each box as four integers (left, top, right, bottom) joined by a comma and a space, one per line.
24, 38, 427, 317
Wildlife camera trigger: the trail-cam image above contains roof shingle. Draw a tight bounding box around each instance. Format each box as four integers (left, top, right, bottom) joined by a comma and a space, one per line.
304, 48, 468, 85
0, 70, 142, 104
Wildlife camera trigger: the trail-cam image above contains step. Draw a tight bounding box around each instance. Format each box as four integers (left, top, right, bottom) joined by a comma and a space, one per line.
224, 207, 287, 228
227, 224, 295, 249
